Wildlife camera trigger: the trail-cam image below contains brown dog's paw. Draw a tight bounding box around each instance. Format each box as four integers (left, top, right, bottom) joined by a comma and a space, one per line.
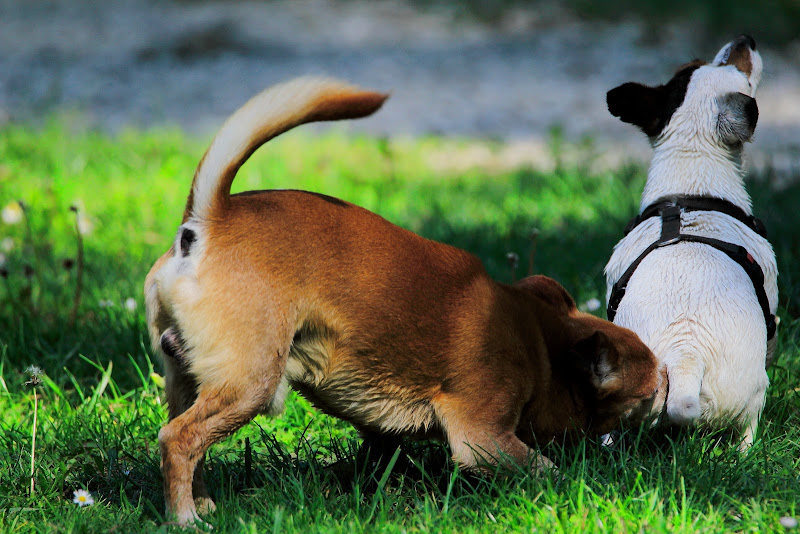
194, 496, 217, 516
530, 453, 559, 477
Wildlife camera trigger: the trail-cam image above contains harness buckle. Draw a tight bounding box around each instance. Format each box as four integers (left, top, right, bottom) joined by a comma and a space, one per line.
612, 198, 776, 341
658, 236, 681, 247
658, 204, 682, 245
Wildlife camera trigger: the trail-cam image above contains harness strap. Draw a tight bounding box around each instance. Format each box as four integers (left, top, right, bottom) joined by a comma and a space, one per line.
624, 196, 767, 238
608, 203, 776, 340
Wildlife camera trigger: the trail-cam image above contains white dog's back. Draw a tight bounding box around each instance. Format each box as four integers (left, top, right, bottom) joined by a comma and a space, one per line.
603, 35, 778, 448
606, 210, 776, 434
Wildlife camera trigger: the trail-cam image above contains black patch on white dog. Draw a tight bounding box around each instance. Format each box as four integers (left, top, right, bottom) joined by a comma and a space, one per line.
607, 60, 704, 137
717, 92, 758, 145
180, 228, 196, 257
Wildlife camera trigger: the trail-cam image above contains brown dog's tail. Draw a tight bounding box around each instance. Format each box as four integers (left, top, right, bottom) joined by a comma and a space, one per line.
183, 77, 388, 221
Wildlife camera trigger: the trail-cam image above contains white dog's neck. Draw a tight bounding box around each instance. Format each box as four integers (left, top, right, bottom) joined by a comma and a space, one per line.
640, 139, 752, 213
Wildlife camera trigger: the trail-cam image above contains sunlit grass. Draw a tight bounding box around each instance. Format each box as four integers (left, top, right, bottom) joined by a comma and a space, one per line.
0, 121, 798, 532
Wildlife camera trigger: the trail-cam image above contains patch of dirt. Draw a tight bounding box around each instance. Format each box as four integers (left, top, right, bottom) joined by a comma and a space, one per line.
1, 0, 798, 175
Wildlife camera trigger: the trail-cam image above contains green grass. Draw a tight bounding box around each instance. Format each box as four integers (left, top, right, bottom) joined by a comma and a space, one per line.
0, 120, 799, 532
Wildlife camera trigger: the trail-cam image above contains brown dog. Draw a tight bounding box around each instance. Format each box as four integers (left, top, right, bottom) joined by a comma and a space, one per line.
145, 78, 662, 524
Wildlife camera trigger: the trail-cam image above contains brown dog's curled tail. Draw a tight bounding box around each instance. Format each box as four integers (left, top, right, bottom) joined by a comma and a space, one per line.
183, 77, 389, 221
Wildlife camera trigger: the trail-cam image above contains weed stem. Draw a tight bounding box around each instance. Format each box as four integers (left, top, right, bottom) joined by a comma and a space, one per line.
30, 392, 38, 497
69, 206, 85, 326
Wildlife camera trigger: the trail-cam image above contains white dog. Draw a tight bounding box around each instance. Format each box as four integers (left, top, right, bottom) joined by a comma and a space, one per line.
604, 35, 778, 449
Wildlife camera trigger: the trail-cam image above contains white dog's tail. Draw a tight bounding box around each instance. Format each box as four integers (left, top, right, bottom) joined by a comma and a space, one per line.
664, 355, 704, 425
183, 77, 388, 222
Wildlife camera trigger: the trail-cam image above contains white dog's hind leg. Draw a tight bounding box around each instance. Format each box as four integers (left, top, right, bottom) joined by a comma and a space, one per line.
739, 419, 758, 451
665, 356, 704, 425
737, 385, 767, 451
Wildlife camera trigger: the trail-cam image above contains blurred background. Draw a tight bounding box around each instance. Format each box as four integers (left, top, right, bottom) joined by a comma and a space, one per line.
2, 5, 800, 527
1, 0, 799, 175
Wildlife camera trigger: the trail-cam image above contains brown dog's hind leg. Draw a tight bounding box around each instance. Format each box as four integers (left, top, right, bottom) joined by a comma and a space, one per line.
160, 328, 216, 515
159, 333, 290, 525
159, 378, 283, 525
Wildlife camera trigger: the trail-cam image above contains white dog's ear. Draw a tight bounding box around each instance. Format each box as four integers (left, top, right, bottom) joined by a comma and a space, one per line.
718, 92, 758, 144
607, 83, 666, 137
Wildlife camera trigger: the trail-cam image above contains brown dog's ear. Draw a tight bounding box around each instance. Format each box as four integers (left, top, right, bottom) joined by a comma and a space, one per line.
607, 82, 666, 137
514, 275, 576, 314
570, 331, 622, 394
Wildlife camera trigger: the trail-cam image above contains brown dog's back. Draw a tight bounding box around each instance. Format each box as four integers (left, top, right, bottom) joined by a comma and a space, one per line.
146, 78, 660, 525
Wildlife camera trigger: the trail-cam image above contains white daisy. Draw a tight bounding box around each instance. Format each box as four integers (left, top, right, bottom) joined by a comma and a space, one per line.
1, 202, 23, 225
73, 489, 94, 507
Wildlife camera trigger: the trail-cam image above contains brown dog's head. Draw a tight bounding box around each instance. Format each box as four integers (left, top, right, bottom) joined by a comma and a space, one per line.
565, 324, 664, 436
515, 275, 663, 438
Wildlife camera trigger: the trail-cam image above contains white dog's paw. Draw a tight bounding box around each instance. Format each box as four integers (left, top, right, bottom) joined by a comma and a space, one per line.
666, 395, 701, 425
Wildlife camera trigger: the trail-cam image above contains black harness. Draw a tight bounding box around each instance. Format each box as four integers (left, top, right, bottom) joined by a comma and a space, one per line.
607, 196, 776, 340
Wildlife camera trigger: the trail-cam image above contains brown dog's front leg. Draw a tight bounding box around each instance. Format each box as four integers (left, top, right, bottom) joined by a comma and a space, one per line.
448, 429, 556, 476
437, 394, 557, 477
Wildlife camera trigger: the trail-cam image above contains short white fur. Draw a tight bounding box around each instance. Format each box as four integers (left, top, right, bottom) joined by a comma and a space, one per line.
605, 38, 777, 448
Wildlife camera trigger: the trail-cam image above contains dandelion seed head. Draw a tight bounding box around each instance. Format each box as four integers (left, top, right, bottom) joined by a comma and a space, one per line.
1, 237, 14, 252
506, 252, 519, 268
24, 365, 44, 387
25, 365, 43, 377
77, 214, 93, 235
580, 297, 602, 312
1, 201, 23, 225
124, 298, 136, 312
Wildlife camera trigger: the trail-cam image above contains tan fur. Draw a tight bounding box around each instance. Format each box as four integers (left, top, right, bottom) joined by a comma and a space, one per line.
145, 77, 661, 525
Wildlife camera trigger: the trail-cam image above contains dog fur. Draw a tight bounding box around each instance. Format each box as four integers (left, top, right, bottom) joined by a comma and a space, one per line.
604, 36, 778, 448
145, 77, 661, 524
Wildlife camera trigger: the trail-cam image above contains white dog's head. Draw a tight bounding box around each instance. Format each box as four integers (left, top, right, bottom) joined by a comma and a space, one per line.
607, 35, 761, 150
